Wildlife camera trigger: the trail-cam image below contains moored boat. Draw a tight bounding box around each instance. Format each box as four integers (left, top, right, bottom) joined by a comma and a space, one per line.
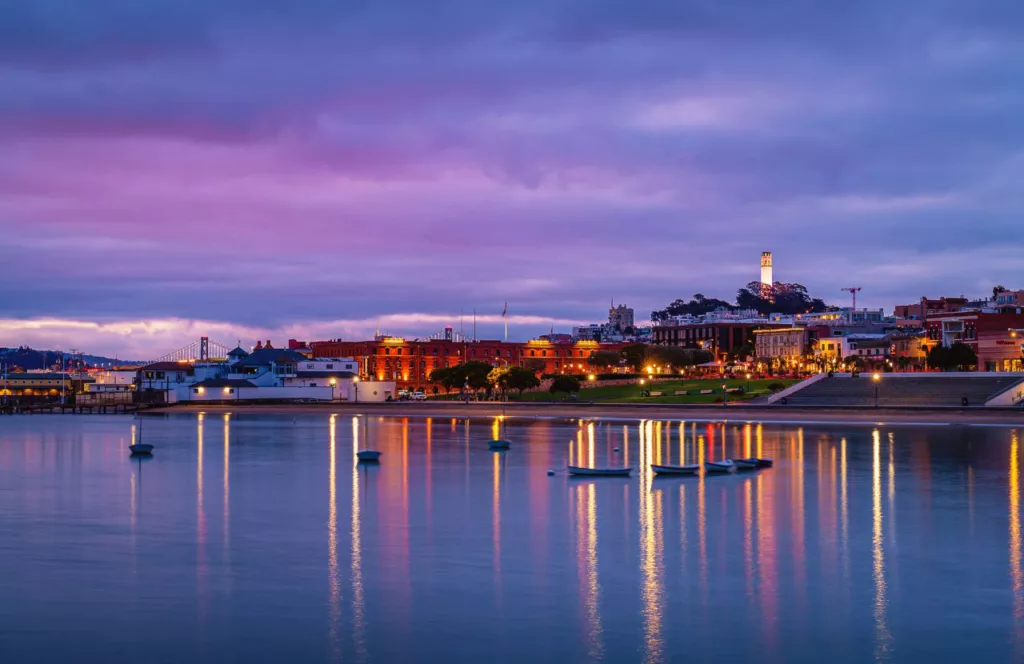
704, 459, 736, 474
733, 458, 759, 471
489, 439, 511, 450
356, 449, 382, 462
129, 443, 154, 456
755, 458, 774, 469
651, 463, 701, 476
567, 465, 631, 477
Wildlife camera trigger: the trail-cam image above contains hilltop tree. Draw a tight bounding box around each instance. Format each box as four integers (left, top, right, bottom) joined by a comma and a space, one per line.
651, 293, 735, 322
736, 281, 828, 316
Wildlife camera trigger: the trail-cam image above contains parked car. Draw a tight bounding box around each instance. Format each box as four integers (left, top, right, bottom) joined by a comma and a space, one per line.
410, 392, 427, 400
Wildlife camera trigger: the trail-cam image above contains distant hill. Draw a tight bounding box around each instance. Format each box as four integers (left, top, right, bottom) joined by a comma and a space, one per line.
0, 347, 142, 371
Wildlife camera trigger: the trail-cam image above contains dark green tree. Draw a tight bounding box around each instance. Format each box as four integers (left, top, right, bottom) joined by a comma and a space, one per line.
932, 342, 978, 371
549, 375, 581, 395
621, 344, 647, 372
588, 350, 621, 369
505, 366, 541, 396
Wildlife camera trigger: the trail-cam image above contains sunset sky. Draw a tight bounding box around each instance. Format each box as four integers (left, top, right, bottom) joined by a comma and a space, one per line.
2, 1, 1022, 357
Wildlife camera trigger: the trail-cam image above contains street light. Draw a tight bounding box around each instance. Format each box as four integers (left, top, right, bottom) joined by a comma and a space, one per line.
329, 377, 337, 401
352, 376, 360, 403
872, 372, 881, 407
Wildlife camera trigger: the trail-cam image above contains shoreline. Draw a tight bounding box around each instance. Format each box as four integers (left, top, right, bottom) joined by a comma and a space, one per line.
143, 402, 1024, 426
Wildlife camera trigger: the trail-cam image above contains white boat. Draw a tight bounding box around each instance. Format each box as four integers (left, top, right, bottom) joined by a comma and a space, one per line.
704, 460, 736, 474
356, 449, 381, 462
651, 463, 700, 476
489, 439, 511, 450
567, 465, 631, 477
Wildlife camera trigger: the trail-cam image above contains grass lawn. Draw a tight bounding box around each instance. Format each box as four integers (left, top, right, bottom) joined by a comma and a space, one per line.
515, 378, 801, 404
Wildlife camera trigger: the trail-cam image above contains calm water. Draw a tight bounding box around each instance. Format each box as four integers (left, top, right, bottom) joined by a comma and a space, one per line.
1, 413, 1023, 663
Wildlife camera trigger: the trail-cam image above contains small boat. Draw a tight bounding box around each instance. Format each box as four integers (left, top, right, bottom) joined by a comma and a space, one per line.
733, 458, 759, 471
489, 439, 511, 450
567, 465, 631, 477
755, 458, 774, 469
356, 448, 380, 465
704, 460, 736, 474
129, 419, 153, 456
651, 464, 701, 476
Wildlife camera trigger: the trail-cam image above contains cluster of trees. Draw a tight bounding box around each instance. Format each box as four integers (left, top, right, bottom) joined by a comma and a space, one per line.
651, 282, 831, 321
617, 344, 715, 372
927, 342, 978, 371
430, 362, 541, 397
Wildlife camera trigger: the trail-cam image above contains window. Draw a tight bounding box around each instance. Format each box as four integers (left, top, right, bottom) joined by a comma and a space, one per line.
326, 364, 333, 369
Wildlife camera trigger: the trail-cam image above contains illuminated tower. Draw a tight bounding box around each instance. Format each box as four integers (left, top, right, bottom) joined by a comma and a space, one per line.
760, 252, 773, 287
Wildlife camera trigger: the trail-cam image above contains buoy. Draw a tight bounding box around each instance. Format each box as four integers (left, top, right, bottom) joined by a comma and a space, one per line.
547, 469, 556, 476
613, 447, 621, 452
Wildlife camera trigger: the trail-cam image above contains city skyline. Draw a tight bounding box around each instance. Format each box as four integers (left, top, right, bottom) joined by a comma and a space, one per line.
2, 1, 1023, 356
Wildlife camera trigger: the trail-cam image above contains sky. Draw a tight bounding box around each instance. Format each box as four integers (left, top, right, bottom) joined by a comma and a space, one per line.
1, 0, 1023, 358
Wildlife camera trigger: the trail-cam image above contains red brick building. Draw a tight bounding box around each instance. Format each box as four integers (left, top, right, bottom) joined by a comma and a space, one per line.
306, 337, 625, 391
924, 310, 1024, 372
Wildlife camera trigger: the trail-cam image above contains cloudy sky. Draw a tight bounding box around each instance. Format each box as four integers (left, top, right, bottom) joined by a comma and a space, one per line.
1, 0, 1022, 358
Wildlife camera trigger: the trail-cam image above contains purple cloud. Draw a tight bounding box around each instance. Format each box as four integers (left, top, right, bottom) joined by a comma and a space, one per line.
1, 0, 1023, 356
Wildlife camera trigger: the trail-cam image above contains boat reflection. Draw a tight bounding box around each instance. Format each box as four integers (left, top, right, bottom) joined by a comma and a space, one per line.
328, 414, 340, 660
639, 419, 664, 663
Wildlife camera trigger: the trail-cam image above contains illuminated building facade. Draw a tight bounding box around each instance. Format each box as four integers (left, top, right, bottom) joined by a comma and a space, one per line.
308, 338, 625, 390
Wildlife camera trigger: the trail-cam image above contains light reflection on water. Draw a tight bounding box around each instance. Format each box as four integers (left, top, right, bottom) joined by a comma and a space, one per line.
0, 415, 1023, 663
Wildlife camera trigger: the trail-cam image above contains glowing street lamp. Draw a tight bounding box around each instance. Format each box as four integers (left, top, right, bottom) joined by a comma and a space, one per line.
872, 372, 881, 407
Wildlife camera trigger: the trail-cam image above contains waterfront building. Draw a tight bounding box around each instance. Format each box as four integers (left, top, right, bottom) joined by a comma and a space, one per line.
307, 337, 625, 391
0, 372, 74, 398
924, 310, 1024, 372
753, 327, 808, 361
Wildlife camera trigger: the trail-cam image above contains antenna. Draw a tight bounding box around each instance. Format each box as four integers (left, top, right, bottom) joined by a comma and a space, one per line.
841, 287, 862, 316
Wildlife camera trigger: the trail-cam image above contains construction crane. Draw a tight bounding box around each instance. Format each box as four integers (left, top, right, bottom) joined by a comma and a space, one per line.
841, 287, 862, 316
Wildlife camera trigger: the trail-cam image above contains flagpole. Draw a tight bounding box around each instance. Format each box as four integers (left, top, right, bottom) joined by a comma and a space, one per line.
503, 303, 508, 342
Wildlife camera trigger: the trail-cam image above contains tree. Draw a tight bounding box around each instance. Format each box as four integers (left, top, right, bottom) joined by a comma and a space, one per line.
994, 285, 1008, 301
459, 361, 494, 393
736, 281, 828, 316
505, 366, 541, 396
728, 342, 755, 362
429, 367, 457, 393
549, 375, 581, 395
588, 350, 621, 369
929, 342, 978, 371
487, 366, 511, 393
621, 344, 647, 372
651, 293, 735, 321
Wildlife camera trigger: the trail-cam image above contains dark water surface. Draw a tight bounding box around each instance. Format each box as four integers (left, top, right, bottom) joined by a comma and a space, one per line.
1, 413, 1023, 663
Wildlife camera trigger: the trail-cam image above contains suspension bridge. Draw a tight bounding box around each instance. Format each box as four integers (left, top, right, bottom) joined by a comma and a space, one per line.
149, 337, 236, 364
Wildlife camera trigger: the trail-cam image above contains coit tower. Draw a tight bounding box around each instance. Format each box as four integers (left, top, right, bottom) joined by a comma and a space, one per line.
760, 252, 773, 286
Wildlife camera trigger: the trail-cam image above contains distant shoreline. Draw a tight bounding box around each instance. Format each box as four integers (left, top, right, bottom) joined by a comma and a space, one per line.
143, 402, 1024, 426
